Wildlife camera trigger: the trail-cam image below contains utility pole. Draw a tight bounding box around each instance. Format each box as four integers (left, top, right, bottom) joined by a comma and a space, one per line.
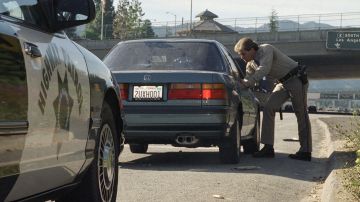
166, 12, 177, 36
100, 0, 105, 40
182, 17, 184, 32
190, 0, 192, 30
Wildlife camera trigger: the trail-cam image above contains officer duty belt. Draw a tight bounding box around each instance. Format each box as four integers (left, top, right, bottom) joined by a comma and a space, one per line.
278, 65, 307, 83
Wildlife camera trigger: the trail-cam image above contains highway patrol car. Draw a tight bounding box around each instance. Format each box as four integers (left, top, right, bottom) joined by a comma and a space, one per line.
0, 0, 123, 201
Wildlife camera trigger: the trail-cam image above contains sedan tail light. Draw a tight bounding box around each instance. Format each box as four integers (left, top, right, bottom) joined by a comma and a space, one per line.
168, 83, 202, 99
168, 83, 227, 101
119, 84, 129, 100
202, 83, 227, 100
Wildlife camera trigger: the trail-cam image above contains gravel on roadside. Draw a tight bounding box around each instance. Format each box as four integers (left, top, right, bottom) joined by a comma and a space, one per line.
319, 116, 360, 200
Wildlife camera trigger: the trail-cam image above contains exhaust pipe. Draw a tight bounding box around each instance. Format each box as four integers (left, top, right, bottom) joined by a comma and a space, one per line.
175, 135, 199, 145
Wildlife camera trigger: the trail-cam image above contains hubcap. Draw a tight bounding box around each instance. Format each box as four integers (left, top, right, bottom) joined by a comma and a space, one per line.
98, 124, 116, 202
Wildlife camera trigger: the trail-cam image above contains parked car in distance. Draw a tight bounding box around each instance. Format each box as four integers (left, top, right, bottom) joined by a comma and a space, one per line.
0, 0, 123, 201
308, 105, 317, 113
284, 104, 294, 112
104, 39, 260, 164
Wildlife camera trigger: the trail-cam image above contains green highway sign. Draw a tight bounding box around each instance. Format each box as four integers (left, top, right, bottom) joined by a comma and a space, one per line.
326, 31, 360, 50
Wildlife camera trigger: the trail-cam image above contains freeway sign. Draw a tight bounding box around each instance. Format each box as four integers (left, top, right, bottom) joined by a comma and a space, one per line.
326, 31, 360, 50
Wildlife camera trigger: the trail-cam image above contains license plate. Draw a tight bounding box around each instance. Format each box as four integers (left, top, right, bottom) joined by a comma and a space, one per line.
133, 85, 163, 101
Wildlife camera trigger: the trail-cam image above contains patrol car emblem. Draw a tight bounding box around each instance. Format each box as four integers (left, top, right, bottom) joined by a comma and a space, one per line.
53, 71, 73, 131
38, 45, 83, 115
52, 71, 74, 159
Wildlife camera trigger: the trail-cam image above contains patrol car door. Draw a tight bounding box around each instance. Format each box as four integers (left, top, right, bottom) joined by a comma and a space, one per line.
0, 1, 91, 199
0, 20, 28, 201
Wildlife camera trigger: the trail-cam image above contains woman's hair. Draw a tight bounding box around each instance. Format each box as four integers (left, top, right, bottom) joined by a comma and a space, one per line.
234, 37, 259, 53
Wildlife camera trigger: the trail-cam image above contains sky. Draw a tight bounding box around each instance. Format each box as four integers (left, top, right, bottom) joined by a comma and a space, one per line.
113, 0, 360, 23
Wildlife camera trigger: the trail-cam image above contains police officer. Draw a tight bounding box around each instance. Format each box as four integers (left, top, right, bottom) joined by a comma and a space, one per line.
234, 37, 312, 161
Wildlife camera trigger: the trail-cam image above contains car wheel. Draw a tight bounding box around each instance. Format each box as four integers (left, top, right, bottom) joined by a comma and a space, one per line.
243, 117, 260, 154
129, 144, 148, 153
219, 115, 241, 164
59, 101, 119, 202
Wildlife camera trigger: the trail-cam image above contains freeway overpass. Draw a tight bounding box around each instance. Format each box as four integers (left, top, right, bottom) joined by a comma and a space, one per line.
75, 28, 360, 79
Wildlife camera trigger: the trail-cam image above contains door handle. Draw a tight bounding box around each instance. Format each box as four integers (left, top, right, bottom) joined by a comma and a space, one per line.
24, 42, 42, 58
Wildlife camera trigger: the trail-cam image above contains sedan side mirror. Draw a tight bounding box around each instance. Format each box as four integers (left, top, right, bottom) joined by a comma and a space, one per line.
40, 0, 95, 33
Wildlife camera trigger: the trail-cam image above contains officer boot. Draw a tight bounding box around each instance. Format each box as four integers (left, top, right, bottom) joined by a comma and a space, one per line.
289, 151, 311, 161
253, 144, 275, 158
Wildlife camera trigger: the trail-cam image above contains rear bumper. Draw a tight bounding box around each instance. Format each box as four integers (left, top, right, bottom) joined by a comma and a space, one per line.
124, 113, 226, 125
123, 106, 230, 144
124, 124, 227, 145
125, 123, 226, 138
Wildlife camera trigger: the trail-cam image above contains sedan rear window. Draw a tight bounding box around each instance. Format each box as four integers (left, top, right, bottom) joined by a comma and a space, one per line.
104, 42, 225, 72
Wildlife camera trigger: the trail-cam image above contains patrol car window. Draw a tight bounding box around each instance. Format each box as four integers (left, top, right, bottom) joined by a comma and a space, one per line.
0, 33, 27, 121
55, 0, 90, 22
0, 0, 44, 26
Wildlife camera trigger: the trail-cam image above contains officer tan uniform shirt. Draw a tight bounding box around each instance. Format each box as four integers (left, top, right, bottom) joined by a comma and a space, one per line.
245, 44, 312, 153
244, 44, 298, 87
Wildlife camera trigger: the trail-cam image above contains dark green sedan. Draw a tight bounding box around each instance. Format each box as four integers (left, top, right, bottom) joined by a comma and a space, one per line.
104, 39, 260, 164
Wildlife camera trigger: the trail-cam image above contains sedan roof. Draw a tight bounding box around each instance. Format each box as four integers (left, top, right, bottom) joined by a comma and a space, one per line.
119, 38, 219, 44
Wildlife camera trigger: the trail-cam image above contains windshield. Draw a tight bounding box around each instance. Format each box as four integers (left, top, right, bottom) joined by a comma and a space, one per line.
104, 41, 225, 72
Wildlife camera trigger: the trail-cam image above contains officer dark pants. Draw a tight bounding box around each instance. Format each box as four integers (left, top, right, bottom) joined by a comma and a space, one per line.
261, 77, 312, 152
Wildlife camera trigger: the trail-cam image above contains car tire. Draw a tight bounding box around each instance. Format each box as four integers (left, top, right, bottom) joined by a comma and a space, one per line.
243, 117, 260, 154
129, 144, 148, 153
59, 101, 119, 202
219, 115, 241, 164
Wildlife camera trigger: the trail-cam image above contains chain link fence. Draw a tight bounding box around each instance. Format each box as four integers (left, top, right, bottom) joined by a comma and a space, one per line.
72, 12, 360, 40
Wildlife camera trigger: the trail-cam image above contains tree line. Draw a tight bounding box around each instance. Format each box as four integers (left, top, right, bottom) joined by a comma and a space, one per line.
66, 0, 155, 40
65, 2, 280, 40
